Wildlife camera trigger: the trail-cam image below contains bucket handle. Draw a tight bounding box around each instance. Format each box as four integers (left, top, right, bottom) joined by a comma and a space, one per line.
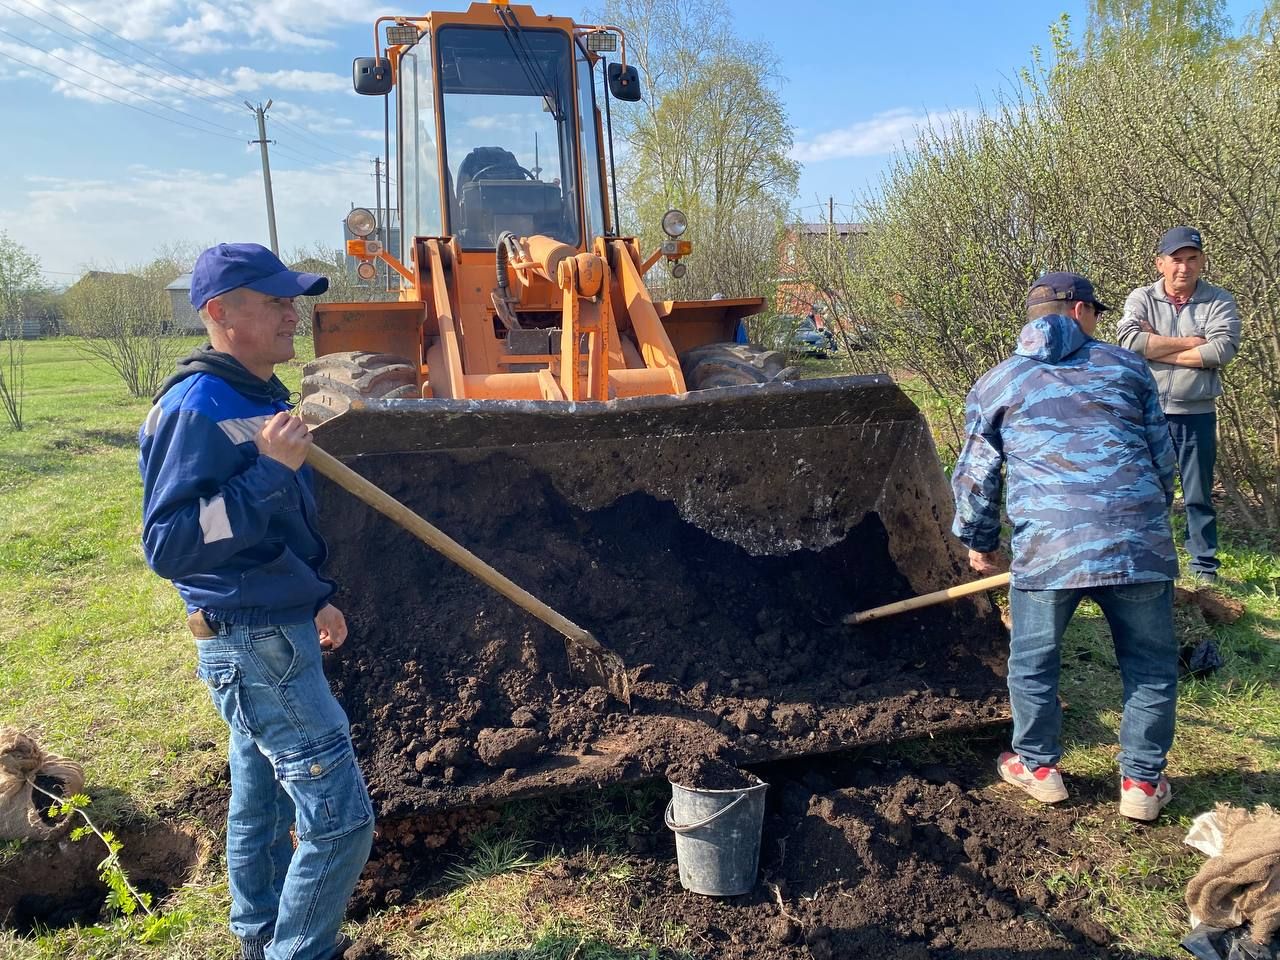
664, 792, 747, 834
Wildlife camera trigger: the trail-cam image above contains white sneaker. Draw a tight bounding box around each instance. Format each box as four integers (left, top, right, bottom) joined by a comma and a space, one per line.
997, 752, 1069, 804
1118, 775, 1172, 821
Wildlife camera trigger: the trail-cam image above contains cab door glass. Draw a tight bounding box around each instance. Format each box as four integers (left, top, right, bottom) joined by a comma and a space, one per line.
399, 42, 443, 249
576, 43, 607, 241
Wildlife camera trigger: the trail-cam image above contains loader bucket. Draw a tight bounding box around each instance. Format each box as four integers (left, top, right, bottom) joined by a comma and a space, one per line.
313, 375, 1010, 815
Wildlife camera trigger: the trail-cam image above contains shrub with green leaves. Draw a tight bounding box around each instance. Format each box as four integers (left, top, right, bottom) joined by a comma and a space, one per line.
803, 16, 1280, 522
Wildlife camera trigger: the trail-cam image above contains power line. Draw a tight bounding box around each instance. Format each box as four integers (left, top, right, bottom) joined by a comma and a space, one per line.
6, 0, 246, 122
0, 42, 371, 177
18, 0, 384, 157
0, 25, 248, 138
268, 140, 367, 174
0, 45, 248, 141
270, 114, 362, 161
43, 0, 247, 105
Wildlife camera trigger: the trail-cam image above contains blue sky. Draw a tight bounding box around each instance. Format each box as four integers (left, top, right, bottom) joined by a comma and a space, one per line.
0, 0, 1264, 283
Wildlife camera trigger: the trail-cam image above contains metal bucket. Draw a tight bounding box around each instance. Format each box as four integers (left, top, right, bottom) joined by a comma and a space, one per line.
664, 776, 768, 896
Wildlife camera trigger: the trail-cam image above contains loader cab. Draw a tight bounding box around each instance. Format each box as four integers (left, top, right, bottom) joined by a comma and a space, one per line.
392, 14, 610, 257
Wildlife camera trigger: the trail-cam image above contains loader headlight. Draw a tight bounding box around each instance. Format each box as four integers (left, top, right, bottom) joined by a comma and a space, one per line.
357, 261, 378, 281
585, 30, 617, 52
660, 209, 687, 238
386, 23, 421, 47
346, 207, 378, 238
670, 261, 688, 279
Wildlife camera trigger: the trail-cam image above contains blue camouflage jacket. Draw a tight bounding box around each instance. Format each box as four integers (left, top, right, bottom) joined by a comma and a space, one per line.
951, 313, 1178, 589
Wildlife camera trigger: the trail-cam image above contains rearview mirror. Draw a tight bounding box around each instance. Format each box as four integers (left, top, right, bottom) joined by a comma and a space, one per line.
354, 57, 393, 96
607, 63, 642, 102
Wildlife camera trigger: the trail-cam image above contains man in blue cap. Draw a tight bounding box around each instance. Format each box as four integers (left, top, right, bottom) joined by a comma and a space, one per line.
138, 243, 373, 960
952, 272, 1180, 821
1117, 227, 1242, 583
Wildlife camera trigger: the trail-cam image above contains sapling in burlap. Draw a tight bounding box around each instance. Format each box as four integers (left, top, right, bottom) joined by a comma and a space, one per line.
0, 726, 84, 841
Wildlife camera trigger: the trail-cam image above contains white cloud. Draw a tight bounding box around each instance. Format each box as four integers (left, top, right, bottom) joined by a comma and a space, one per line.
222, 66, 347, 93
3, 0, 382, 52
2, 0, 185, 45
1, 163, 370, 276
0, 38, 245, 132
791, 108, 971, 164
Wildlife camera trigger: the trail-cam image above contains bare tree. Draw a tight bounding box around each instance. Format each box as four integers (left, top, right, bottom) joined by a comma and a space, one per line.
64, 258, 188, 399
0, 231, 43, 429
285, 243, 399, 337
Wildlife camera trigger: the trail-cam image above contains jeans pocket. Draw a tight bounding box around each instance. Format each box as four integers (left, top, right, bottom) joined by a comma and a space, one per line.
276, 735, 373, 842
196, 661, 255, 736
1114, 580, 1170, 604
248, 626, 298, 685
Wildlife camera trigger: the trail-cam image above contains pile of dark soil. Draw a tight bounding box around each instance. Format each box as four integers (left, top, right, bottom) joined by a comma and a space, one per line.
320, 454, 1009, 814
359, 747, 1120, 959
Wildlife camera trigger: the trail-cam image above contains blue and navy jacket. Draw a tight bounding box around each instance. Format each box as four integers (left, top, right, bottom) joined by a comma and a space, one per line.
951, 314, 1178, 589
139, 348, 334, 626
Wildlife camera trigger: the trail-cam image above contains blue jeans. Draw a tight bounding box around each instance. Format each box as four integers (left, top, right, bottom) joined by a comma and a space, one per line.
1007, 581, 1177, 783
196, 621, 374, 960
1167, 413, 1219, 576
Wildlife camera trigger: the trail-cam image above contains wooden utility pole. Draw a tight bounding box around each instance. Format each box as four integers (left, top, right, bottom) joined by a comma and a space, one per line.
245, 100, 279, 255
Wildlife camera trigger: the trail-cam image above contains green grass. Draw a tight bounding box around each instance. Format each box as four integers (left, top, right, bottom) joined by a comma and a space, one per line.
1025, 545, 1280, 956
2, 338, 1279, 959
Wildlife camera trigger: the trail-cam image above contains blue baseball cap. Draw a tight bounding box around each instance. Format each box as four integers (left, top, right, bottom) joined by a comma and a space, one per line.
190, 242, 329, 311
1026, 271, 1110, 313
1157, 226, 1203, 256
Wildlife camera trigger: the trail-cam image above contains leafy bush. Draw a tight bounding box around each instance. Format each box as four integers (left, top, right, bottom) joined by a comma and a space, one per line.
802, 19, 1280, 521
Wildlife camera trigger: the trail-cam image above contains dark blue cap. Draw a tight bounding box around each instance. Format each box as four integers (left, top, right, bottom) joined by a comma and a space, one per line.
1157, 226, 1203, 256
190, 242, 329, 311
1026, 271, 1110, 313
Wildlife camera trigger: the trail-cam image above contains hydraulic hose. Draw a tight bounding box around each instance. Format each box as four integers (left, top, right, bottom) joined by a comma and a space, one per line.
495, 230, 518, 300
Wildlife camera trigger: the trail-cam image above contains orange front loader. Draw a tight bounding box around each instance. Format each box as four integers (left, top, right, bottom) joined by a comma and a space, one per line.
301, 1, 1009, 812
300, 2, 782, 419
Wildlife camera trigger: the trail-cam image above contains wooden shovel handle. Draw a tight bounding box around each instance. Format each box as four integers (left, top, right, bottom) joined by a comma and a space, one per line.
305, 445, 603, 652
844, 572, 1011, 626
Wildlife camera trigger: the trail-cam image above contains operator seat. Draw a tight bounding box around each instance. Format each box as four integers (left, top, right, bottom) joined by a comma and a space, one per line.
454, 146, 564, 246
456, 146, 529, 194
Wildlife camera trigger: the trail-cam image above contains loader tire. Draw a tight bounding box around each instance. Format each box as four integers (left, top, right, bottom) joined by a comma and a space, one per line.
679, 343, 798, 390
299, 351, 419, 425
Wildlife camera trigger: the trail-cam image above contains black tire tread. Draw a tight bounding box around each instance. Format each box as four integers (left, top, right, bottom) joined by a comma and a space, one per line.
679, 342, 798, 390
300, 350, 418, 425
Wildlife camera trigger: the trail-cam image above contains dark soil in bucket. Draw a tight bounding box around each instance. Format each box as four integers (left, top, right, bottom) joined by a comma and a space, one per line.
0, 821, 203, 935
356, 742, 1123, 959
666, 755, 756, 791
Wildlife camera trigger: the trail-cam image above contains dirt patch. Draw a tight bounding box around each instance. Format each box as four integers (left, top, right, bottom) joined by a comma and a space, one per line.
320, 454, 1009, 814
0, 821, 204, 934
366, 748, 1120, 958
1175, 585, 1245, 625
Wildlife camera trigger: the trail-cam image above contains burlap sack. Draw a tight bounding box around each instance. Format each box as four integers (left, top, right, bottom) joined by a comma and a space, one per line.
0, 726, 86, 841
1186, 803, 1280, 945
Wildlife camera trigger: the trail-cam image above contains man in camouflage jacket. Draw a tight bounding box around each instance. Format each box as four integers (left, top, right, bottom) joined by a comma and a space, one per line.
951, 272, 1180, 821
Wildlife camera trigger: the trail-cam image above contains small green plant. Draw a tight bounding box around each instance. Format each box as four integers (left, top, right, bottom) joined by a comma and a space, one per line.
442, 832, 537, 886
26, 780, 192, 944
29, 783, 153, 918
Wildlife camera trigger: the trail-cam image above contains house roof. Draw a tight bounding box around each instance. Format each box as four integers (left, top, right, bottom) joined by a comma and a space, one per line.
165, 272, 192, 292
791, 222, 870, 236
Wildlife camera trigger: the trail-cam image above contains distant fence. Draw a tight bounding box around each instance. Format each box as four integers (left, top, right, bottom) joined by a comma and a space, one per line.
0, 316, 56, 340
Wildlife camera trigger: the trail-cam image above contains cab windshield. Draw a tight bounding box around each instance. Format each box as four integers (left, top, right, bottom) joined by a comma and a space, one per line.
437, 25, 581, 250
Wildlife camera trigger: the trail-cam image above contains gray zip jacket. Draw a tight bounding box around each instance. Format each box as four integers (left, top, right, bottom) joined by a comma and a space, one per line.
1116, 279, 1241, 415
